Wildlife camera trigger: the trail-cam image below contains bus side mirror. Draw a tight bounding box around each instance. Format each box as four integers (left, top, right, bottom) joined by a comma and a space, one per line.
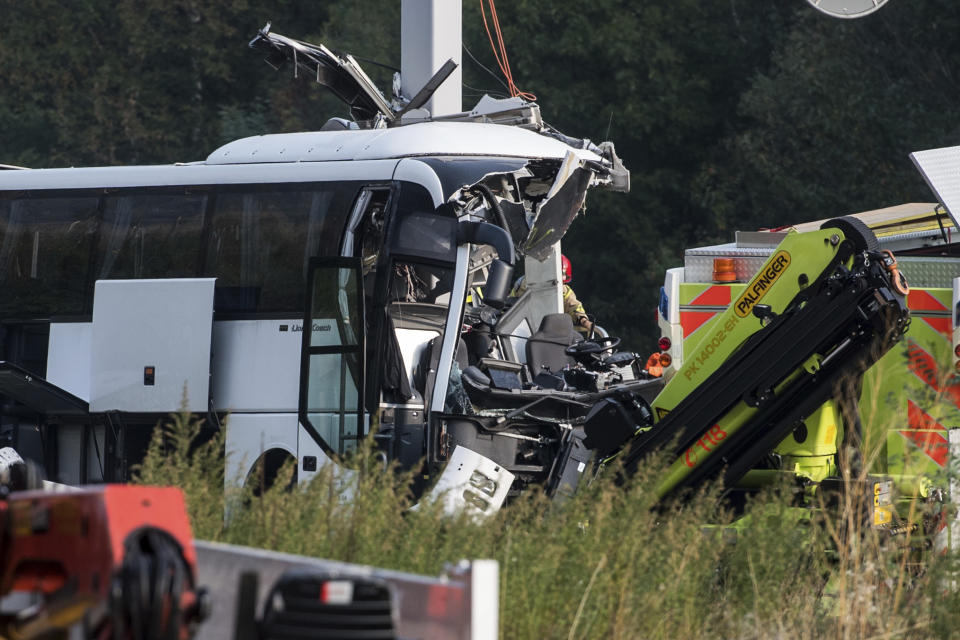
457, 221, 516, 264
457, 220, 515, 308
484, 259, 514, 309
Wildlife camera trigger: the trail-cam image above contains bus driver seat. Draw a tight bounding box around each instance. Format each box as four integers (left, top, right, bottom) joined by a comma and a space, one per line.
525, 313, 583, 379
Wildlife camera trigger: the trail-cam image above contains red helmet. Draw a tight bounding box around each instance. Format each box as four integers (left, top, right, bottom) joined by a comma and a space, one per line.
561, 254, 572, 284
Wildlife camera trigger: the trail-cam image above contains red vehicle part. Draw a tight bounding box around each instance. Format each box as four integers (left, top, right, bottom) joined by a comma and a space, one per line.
0, 485, 206, 640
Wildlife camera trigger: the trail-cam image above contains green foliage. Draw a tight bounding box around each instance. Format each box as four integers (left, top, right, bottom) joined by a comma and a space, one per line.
703, 1, 960, 236
135, 408, 960, 639
0, 0, 336, 165
133, 409, 226, 540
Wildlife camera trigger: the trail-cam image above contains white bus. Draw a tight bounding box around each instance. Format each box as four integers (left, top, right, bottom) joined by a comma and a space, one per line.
0, 114, 643, 506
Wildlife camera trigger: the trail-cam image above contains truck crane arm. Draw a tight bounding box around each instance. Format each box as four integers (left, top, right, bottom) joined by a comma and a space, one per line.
584, 217, 910, 502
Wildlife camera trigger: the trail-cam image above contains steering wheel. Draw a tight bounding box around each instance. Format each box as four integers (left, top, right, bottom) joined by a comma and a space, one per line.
564, 336, 621, 359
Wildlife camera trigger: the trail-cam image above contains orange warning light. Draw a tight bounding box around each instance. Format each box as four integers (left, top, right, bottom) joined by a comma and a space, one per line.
712, 258, 737, 283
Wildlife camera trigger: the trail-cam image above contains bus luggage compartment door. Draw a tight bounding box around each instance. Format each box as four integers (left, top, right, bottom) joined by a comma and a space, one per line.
90, 278, 215, 413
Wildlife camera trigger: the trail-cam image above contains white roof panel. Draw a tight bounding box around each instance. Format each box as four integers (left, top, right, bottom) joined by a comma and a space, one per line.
204, 122, 602, 165
911, 145, 960, 230
0, 159, 399, 191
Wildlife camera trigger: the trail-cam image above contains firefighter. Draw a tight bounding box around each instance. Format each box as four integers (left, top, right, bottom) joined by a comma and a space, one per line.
509, 254, 594, 333
560, 254, 593, 333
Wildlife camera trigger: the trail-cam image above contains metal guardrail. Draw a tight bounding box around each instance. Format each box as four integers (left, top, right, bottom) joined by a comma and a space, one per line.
26, 478, 500, 638
194, 540, 499, 640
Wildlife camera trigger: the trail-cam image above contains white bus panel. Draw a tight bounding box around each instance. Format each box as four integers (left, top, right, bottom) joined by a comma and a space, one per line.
90, 278, 215, 413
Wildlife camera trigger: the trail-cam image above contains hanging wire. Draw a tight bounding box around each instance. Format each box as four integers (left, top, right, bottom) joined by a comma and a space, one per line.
464, 87, 509, 100
463, 80, 509, 99
462, 41, 511, 94
480, 0, 537, 102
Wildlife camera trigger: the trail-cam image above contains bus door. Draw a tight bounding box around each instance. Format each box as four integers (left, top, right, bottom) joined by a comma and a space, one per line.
298, 257, 365, 471
377, 205, 460, 479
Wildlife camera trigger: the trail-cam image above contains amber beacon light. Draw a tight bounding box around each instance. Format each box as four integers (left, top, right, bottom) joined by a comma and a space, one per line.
712, 258, 737, 283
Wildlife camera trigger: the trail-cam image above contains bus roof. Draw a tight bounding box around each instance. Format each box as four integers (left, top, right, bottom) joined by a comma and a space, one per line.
0, 122, 603, 191
204, 122, 603, 165
0, 159, 401, 191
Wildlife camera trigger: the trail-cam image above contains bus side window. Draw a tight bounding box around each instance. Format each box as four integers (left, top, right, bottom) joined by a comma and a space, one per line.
205, 187, 351, 314
0, 196, 99, 317
97, 194, 205, 281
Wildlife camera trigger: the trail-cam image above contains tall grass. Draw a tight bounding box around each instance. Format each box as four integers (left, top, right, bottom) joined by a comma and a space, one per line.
134, 410, 960, 639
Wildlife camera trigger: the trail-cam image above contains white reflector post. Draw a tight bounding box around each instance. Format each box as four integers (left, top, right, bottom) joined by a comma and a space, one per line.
911, 145, 960, 231
470, 559, 499, 640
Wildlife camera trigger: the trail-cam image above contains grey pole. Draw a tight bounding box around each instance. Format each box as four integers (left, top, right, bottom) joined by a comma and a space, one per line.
401, 0, 463, 117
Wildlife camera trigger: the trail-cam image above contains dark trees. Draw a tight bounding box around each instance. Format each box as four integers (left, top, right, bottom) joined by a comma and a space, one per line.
1, 1, 957, 345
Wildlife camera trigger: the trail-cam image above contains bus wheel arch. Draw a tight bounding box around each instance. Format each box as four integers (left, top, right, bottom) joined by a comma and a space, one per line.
244, 448, 298, 495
